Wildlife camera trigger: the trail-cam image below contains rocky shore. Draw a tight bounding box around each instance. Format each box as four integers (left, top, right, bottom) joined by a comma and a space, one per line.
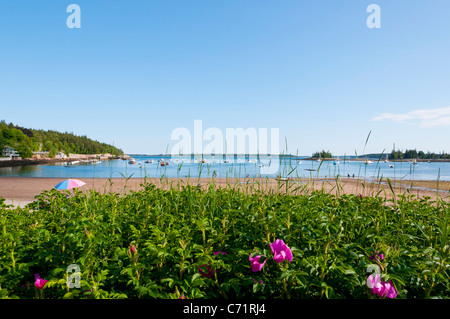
0, 154, 129, 168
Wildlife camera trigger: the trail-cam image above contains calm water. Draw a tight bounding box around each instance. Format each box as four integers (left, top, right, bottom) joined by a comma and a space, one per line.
1, 155, 450, 181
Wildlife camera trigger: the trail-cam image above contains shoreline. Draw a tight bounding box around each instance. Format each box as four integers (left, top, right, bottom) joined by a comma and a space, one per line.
0, 154, 129, 168
1, 176, 449, 208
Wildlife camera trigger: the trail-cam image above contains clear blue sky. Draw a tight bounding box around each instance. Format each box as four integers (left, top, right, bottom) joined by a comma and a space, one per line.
1, 1, 449, 155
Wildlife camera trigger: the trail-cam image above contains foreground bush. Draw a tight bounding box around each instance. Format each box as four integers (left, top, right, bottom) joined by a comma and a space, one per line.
0, 183, 448, 299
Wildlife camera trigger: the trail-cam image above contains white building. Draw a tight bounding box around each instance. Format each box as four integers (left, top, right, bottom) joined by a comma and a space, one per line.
55, 151, 68, 159
2, 146, 19, 157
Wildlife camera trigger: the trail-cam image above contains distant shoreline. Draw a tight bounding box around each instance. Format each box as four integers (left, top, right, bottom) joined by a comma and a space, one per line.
0, 154, 448, 170
0, 154, 129, 168
303, 157, 450, 163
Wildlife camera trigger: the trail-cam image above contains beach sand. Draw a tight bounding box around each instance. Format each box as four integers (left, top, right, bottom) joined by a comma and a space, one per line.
0, 176, 449, 208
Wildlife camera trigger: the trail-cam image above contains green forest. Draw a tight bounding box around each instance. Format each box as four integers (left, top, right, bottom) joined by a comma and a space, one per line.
389, 149, 450, 160
0, 120, 123, 158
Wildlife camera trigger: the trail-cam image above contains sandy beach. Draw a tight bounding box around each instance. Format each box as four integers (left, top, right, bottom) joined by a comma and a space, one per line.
1, 176, 449, 208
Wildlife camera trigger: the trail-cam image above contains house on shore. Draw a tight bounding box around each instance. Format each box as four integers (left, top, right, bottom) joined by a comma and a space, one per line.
1, 146, 21, 160
55, 151, 68, 159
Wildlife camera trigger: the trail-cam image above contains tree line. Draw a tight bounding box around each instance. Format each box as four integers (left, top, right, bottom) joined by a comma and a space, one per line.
0, 120, 124, 158
311, 149, 450, 160
389, 149, 450, 160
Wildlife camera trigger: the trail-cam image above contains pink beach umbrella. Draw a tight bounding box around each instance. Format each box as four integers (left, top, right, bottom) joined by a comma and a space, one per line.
54, 179, 86, 190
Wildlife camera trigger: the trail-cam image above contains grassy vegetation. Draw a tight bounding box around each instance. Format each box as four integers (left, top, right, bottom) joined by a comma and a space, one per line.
0, 179, 448, 299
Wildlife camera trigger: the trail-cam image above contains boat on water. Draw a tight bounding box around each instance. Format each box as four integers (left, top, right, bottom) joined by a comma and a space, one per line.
364, 160, 373, 165
389, 164, 394, 168
145, 160, 154, 164
65, 160, 80, 166
297, 160, 302, 164
411, 159, 418, 165
128, 158, 136, 164
160, 159, 169, 166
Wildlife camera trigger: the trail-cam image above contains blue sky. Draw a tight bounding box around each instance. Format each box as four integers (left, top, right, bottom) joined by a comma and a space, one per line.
1, 1, 449, 155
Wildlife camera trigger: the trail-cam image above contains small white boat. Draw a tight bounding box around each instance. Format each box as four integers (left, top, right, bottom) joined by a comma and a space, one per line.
145, 160, 153, 164
297, 160, 302, 164
389, 164, 394, 168
364, 160, 373, 165
66, 160, 80, 166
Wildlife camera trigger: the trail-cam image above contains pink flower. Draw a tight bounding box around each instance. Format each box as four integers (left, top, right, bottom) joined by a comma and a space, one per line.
384, 280, 398, 299
179, 294, 188, 299
130, 244, 137, 255
369, 252, 384, 261
213, 251, 227, 255
368, 274, 398, 298
34, 273, 48, 290
371, 276, 386, 297
199, 265, 215, 278
249, 254, 266, 272
270, 239, 293, 263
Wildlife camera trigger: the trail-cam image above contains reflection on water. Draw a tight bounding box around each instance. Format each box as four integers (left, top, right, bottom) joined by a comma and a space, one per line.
0, 165, 42, 176
0, 155, 449, 181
